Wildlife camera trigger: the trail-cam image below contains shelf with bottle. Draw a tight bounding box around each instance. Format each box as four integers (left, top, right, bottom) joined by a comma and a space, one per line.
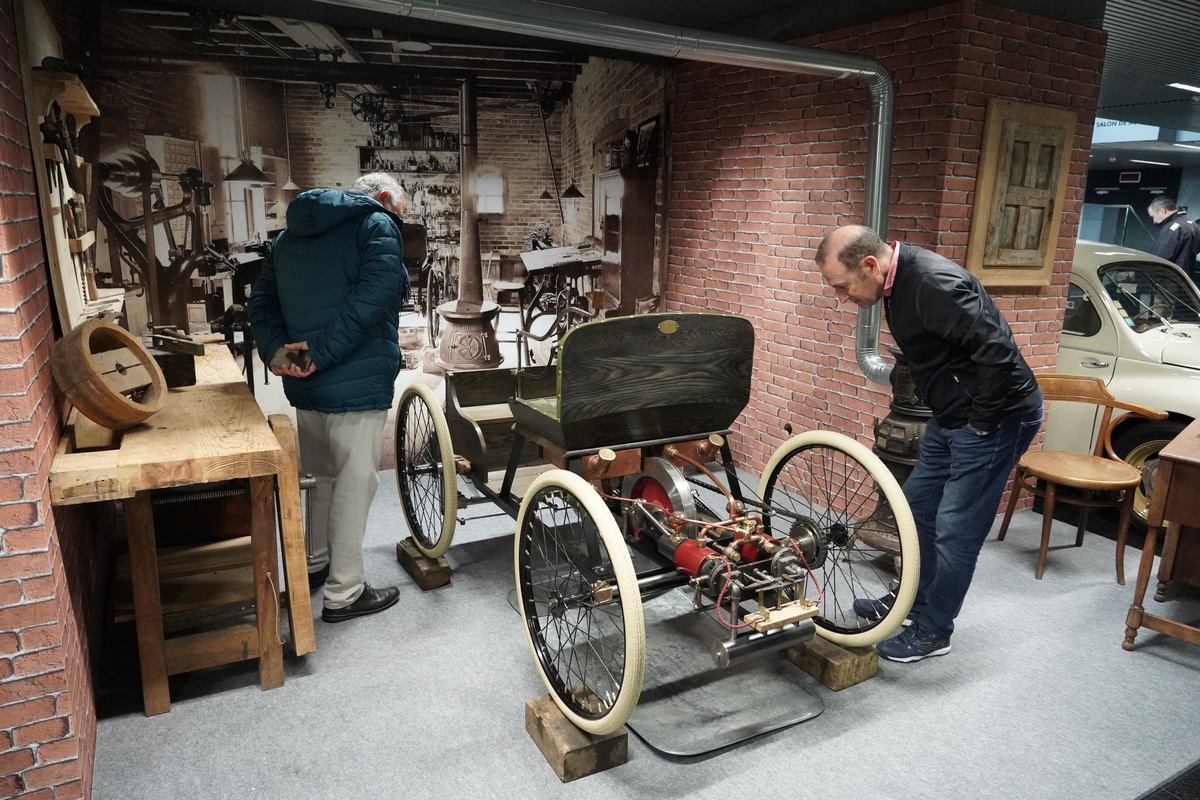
359, 146, 459, 175
365, 125, 460, 151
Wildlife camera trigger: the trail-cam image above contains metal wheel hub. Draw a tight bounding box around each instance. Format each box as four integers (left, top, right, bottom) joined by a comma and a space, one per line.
787, 516, 827, 569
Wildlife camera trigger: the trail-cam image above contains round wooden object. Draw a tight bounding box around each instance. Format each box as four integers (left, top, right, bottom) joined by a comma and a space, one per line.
50, 319, 167, 430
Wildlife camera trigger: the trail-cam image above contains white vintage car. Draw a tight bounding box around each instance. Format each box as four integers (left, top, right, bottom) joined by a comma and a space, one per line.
1046, 240, 1200, 525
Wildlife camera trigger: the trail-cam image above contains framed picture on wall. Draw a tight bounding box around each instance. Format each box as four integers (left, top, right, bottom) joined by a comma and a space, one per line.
635, 115, 659, 169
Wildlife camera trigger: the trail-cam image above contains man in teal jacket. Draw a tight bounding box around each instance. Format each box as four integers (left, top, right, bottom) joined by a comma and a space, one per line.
249, 173, 410, 622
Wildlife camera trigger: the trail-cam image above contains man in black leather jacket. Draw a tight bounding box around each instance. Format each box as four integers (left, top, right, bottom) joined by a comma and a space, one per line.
816, 225, 1044, 663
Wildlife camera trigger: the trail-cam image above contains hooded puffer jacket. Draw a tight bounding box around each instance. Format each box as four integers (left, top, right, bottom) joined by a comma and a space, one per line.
248, 189, 409, 413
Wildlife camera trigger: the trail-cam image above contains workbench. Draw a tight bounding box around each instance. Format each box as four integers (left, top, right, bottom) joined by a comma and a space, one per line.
1124, 417, 1200, 651
49, 345, 315, 714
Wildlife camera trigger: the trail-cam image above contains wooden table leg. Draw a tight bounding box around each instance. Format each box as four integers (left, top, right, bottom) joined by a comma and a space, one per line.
268, 415, 317, 656
1155, 521, 1182, 602
250, 475, 284, 690
1124, 523, 1161, 651
124, 491, 170, 715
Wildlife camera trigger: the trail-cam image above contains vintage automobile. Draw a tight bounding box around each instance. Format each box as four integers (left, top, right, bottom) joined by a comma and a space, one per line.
1047, 240, 1200, 526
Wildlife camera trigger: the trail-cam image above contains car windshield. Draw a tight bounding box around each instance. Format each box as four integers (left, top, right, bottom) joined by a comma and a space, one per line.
1098, 261, 1200, 333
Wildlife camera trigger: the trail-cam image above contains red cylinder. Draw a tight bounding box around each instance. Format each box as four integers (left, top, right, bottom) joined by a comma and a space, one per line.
674, 539, 717, 578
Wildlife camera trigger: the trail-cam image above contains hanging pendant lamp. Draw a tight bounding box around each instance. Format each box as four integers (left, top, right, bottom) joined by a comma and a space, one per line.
223, 74, 273, 187
279, 82, 301, 191
560, 179, 584, 199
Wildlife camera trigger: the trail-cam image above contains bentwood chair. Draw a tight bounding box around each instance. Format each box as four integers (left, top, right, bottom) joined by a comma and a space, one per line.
996, 374, 1167, 584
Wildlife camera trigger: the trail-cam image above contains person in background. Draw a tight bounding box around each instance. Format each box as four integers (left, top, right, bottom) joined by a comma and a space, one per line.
815, 225, 1043, 662
248, 172, 410, 623
1147, 196, 1200, 279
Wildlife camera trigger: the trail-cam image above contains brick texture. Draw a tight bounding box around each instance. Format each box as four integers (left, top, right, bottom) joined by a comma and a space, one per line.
0, 2, 107, 798
667, 2, 1103, 479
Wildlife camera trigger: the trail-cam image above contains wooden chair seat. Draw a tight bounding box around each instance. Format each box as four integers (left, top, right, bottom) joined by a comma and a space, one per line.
1019, 450, 1142, 490
997, 374, 1167, 584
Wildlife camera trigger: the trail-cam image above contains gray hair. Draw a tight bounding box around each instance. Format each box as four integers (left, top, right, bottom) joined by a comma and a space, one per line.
1149, 195, 1178, 213
353, 172, 405, 198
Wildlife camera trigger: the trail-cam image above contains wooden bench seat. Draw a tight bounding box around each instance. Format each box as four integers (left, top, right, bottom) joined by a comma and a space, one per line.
509, 313, 754, 452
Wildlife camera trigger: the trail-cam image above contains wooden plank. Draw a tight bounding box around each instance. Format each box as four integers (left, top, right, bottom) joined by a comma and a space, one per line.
524, 695, 627, 782
250, 474, 284, 691
104, 362, 153, 395
68, 230, 95, 253
67, 407, 116, 451
124, 491, 171, 715
268, 414, 316, 656
485, 463, 549, 498
165, 624, 260, 675
116, 536, 253, 582
396, 537, 452, 590
461, 402, 513, 423
784, 636, 878, 691
112, 565, 256, 623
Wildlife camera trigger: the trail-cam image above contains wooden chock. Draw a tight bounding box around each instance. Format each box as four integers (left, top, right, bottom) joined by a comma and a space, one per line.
396, 537, 452, 591
784, 636, 878, 691
524, 695, 627, 783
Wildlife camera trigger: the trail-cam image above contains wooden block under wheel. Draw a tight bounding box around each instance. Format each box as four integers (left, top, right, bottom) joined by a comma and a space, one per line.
396, 537, 452, 590
524, 695, 628, 783
784, 636, 878, 691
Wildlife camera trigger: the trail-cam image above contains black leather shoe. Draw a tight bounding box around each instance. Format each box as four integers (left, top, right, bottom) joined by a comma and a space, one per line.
321, 583, 399, 623
307, 564, 330, 592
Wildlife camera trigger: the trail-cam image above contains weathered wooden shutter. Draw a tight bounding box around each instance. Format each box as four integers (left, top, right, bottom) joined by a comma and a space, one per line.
967, 99, 1077, 286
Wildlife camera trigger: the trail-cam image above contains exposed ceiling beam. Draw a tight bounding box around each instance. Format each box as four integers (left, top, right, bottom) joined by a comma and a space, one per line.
267, 16, 365, 63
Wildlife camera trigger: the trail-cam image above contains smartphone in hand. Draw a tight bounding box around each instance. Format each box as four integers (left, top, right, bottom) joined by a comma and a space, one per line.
270, 347, 312, 371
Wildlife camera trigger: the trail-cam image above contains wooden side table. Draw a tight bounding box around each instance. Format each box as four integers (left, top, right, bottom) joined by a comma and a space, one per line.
49, 346, 315, 714
1123, 417, 1200, 650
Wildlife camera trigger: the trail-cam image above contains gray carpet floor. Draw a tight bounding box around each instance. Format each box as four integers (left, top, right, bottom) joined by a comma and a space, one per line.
92, 471, 1200, 800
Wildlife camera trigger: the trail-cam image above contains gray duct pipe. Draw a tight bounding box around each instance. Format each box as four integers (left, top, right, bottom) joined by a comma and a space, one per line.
309, 0, 896, 384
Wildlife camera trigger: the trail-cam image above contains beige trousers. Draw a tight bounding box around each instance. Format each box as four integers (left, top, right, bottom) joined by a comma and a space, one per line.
297, 408, 387, 608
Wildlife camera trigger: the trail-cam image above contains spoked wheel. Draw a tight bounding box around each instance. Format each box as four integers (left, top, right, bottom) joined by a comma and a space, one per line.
757, 431, 918, 647
395, 382, 457, 558
514, 470, 645, 735
426, 271, 445, 349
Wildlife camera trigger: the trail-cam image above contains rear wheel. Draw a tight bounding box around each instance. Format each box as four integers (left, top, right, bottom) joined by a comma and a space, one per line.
395, 382, 457, 558
426, 271, 445, 348
758, 431, 918, 648
514, 470, 644, 735
1112, 419, 1188, 528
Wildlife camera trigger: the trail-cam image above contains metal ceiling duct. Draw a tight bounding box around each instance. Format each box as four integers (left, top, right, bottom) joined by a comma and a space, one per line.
311, 0, 899, 382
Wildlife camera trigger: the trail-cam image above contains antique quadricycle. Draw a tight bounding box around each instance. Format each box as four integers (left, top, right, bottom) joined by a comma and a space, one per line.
395, 312, 917, 735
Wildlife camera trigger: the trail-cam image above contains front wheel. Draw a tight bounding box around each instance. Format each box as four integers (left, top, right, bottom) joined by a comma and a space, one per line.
395, 383, 457, 558
514, 470, 645, 735
1112, 419, 1188, 528
757, 431, 919, 648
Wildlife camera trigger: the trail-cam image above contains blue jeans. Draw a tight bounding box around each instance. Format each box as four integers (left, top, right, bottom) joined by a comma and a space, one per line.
904, 407, 1044, 638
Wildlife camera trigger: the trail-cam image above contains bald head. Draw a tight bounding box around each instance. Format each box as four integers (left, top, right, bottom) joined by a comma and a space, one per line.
815, 225, 891, 308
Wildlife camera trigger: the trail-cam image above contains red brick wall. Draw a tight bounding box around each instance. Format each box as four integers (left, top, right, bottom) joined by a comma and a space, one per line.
1, 1, 103, 796
669, 0, 1104, 473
